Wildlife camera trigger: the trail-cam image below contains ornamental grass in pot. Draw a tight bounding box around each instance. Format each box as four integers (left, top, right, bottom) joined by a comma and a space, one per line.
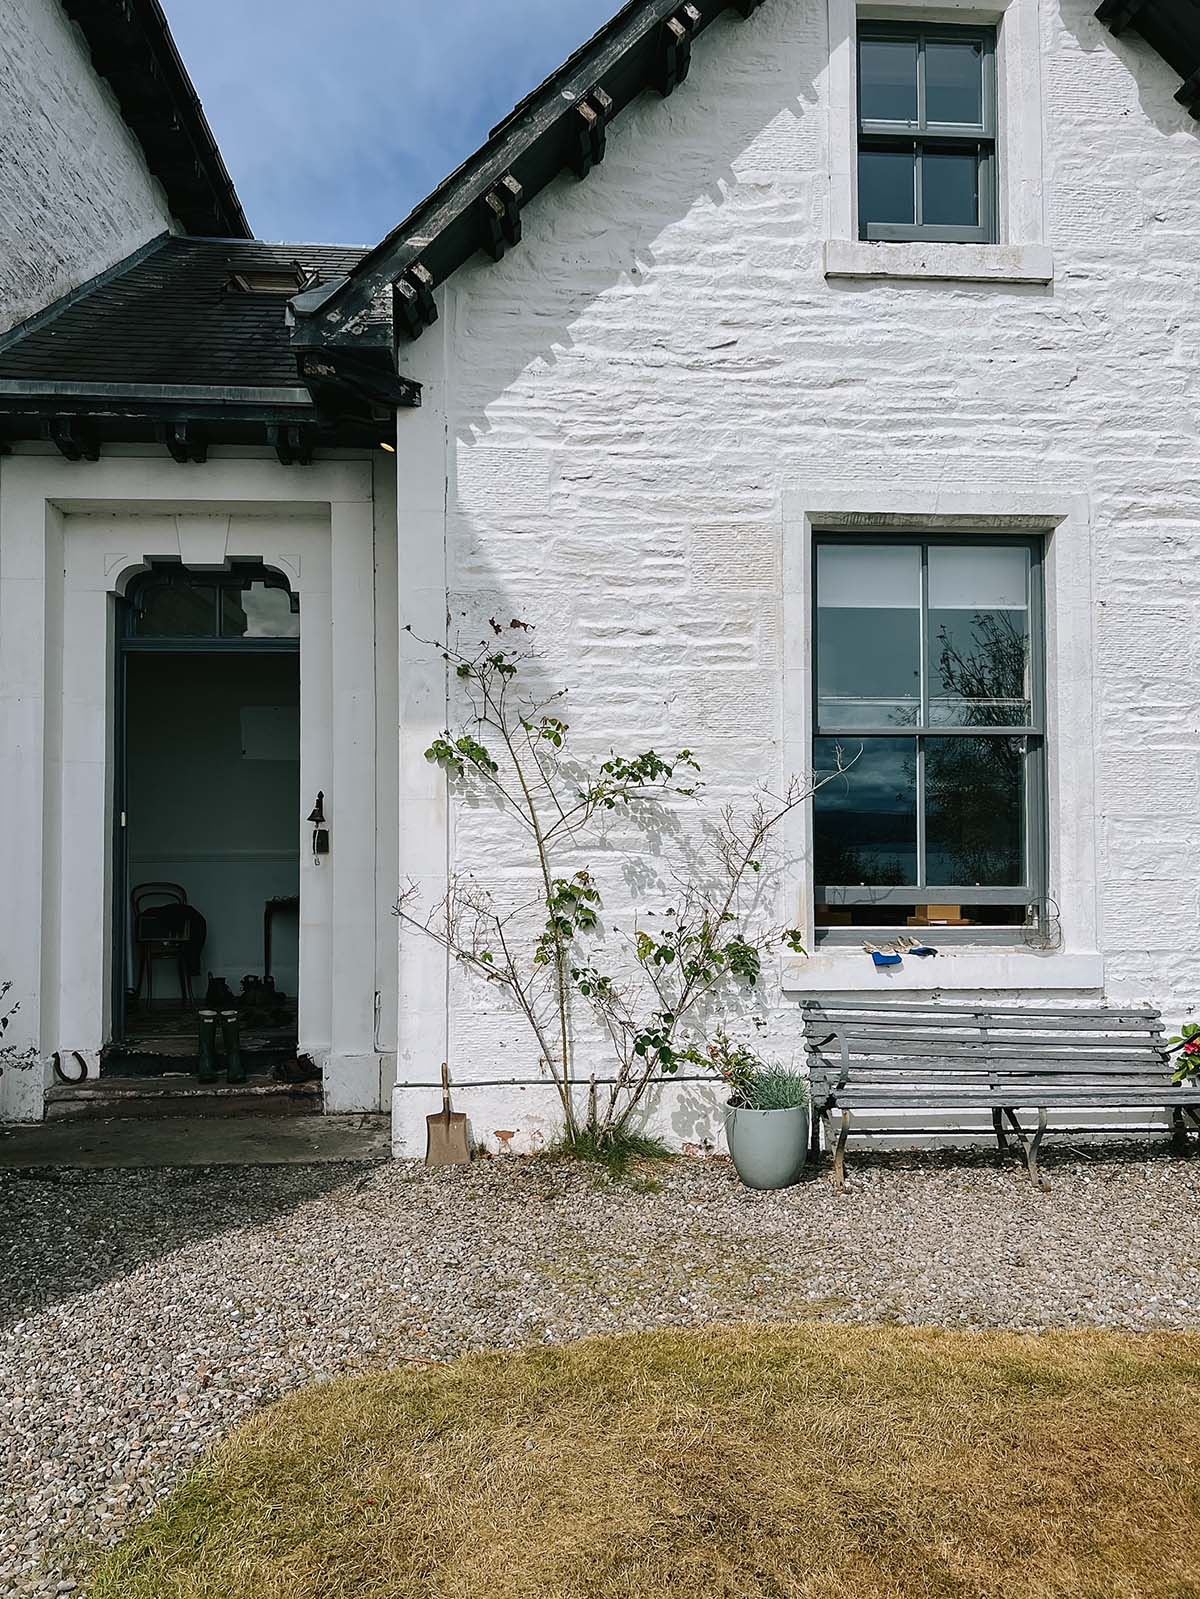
705, 1032, 811, 1191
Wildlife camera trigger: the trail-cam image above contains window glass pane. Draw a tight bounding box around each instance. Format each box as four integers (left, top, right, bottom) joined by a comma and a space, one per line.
921, 148, 978, 227
134, 582, 216, 637
925, 39, 984, 125
817, 545, 920, 728
222, 582, 301, 639
814, 736, 918, 887
924, 735, 1025, 886
927, 546, 1031, 726
859, 148, 915, 227
859, 37, 918, 121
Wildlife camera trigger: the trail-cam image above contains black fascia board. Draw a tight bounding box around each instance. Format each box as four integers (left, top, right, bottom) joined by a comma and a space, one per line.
0, 397, 382, 456
0, 382, 416, 453
292, 0, 766, 351
1096, 0, 1200, 113
60, 0, 251, 236
0, 394, 325, 428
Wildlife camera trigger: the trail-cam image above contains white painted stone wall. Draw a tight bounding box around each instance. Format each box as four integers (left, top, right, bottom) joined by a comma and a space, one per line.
393, 0, 1200, 1154
0, 0, 172, 333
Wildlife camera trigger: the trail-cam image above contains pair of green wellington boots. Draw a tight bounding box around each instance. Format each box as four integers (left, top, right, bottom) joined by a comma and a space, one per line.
197, 1008, 245, 1084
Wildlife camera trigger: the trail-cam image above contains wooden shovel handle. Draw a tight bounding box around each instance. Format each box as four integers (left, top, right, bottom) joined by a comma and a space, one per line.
440, 1060, 452, 1120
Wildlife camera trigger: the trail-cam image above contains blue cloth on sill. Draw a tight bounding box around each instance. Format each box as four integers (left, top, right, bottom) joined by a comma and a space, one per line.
871, 950, 903, 968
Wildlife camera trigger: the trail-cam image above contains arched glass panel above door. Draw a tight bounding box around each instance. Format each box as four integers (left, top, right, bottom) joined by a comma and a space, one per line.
126, 564, 300, 642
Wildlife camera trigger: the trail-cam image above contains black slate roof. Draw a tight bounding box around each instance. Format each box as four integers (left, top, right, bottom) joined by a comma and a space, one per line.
0, 236, 366, 392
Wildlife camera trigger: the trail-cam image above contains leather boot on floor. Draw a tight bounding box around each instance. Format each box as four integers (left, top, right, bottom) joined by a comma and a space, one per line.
197, 1010, 219, 1084
220, 1009, 246, 1084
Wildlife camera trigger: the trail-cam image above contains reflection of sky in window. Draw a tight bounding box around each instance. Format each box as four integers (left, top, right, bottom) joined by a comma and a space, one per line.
925, 40, 984, 125
817, 545, 919, 727
239, 584, 300, 639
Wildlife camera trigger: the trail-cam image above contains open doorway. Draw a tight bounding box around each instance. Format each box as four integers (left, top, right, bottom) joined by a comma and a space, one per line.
111, 564, 303, 1080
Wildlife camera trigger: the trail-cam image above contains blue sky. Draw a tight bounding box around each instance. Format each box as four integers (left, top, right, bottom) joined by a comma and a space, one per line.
160, 0, 620, 245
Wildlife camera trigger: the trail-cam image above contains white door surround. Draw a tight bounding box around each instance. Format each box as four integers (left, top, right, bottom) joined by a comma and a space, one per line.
0, 451, 388, 1119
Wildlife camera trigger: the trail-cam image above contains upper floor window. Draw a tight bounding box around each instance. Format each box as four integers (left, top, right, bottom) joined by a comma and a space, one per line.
857, 22, 997, 244
813, 535, 1045, 939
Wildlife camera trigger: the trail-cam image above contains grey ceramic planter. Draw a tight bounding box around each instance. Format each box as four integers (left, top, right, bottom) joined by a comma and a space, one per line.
725, 1102, 810, 1190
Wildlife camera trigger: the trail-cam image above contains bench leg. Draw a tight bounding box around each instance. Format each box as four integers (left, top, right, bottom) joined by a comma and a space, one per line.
991, 1107, 1009, 1157
1001, 1108, 1051, 1192
1169, 1107, 1200, 1152
1002, 1107, 1027, 1151
808, 1106, 824, 1164
832, 1110, 851, 1191
1025, 1108, 1051, 1192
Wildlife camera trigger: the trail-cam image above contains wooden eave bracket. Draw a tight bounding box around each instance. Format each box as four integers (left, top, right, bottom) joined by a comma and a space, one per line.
657, 4, 702, 95
481, 174, 525, 261
570, 87, 615, 178
158, 417, 208, 464
394, 262, 438, 340
267, 423, 317, 467
44, 415, 99, 462
1094, 0, 1147, 35
1175, 65, 1200, 112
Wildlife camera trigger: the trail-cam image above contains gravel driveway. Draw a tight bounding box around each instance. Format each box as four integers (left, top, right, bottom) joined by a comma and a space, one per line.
3, 1146, 1200, 1595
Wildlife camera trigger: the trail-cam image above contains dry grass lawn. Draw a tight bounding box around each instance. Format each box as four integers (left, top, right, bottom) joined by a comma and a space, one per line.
90, 1324, 1200, 1599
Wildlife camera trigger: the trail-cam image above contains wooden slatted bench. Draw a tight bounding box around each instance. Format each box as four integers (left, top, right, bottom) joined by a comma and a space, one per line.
801, 999, 1200, 1191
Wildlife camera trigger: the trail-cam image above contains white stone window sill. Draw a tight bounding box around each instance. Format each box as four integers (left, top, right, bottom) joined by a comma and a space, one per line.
823, 240, 1054, 286
782, 948, 1104, 995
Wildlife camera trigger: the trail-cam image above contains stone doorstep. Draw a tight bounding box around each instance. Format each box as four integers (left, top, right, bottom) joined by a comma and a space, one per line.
0, 1113, 391, 1168
44, 1073, 322, 1121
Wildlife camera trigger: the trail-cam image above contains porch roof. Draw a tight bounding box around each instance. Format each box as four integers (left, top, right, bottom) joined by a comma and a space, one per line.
0, 236, 419, 462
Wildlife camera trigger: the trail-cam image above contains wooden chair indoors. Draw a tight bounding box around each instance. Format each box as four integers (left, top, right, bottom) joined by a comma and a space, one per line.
131, 882, 196, 1008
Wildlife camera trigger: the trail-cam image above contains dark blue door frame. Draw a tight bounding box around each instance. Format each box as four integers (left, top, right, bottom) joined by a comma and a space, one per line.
110, 570, 300, 1045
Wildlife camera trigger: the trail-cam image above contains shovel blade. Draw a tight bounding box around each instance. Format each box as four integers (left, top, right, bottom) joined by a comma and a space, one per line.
425, 1109, 471, 1167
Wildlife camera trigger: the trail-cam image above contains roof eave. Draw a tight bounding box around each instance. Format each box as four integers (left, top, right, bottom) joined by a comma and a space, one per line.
1095, 0, 1200, 115
0, 374, 419, 463
61, 0, 251, 236
291, 0, 767, 352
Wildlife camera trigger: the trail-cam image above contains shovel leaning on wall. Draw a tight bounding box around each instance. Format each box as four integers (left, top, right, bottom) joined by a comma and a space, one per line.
426, 1061, 471, 1167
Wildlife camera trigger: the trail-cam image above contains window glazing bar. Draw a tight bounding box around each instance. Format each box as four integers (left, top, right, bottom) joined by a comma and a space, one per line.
817, 725, 1043, 737
816, 885, 1036, 905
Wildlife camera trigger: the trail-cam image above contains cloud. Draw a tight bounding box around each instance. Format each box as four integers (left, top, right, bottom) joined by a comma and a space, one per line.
161, 0, 620, 244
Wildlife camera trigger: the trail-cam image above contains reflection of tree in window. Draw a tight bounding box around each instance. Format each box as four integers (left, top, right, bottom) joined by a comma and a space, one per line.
925, 736, 1023, 885
934, 609, 1029, 724
815, 838, 909, 886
